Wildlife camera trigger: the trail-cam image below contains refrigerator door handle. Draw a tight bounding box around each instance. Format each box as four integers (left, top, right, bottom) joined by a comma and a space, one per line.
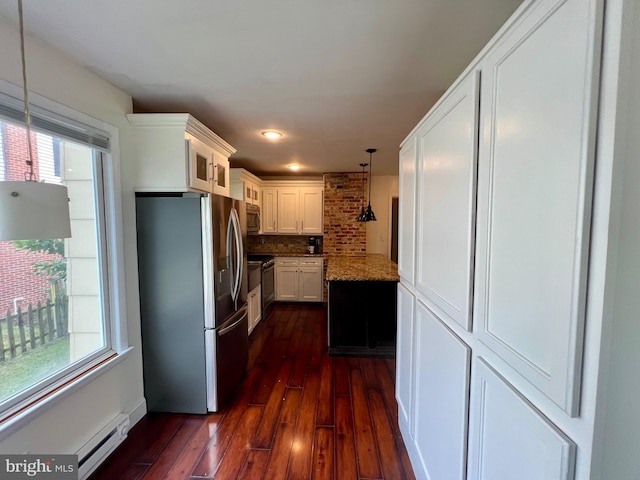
234, 207, 243, 289
230, 207, 243, 308
218, 306, 248, 336
226, 208, 236, 303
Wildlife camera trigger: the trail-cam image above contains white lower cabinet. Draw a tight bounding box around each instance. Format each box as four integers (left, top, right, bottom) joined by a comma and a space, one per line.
275, 265, 299, 301
467, 358, 576, 480
275, 257, 323, 302
399, 287, 576, 480
396, 283, 415, 437
414, 300, 470, 480
248, 285, 261, 335
299, 266, 323, 301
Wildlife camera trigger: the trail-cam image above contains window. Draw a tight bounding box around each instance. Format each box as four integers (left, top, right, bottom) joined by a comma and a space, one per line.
0, 90, 127, 425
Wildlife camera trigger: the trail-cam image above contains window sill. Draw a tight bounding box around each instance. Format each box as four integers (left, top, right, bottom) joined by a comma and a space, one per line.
0, 346, 134, 442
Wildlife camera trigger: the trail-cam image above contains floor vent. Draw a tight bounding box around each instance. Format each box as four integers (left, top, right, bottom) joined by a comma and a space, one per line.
76, 413, 130, 479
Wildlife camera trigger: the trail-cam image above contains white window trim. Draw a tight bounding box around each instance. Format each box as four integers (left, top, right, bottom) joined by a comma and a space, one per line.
0, 79, 130, 440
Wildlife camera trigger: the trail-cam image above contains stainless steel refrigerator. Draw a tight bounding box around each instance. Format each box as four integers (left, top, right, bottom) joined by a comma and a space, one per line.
135, 193, 248, 413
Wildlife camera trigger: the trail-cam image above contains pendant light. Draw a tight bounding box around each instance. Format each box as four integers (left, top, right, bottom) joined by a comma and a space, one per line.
362, 148, 377, 222
356, 162, 368, 222
0, 0, 71, 241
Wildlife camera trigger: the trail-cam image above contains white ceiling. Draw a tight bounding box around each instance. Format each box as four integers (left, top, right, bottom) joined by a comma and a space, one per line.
0, 0, 522, 176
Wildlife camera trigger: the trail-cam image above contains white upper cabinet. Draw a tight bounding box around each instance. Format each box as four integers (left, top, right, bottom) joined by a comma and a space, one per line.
230, 168, 261, 207
474, 0, 600, 415
262, 182, 324, 235
467, 358, 576, 480
261, 188, 278, 233
416, 71, 479, 332
277, 187, 300, 234
299, 187, 324, 234
398, 137, 417, 285
187, 135, 216, 193
127, 113, 236, 196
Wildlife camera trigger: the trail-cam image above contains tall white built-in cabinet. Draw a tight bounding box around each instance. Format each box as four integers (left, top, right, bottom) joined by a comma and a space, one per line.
396, 0, 640, 478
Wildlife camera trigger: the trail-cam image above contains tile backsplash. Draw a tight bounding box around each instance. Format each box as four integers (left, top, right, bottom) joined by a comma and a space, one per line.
247, 235, 322, 254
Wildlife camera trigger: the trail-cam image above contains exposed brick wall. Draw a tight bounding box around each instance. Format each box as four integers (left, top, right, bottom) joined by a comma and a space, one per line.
323, 173, 367, 256
2, 123, 39, 181
0, 242, 58, 315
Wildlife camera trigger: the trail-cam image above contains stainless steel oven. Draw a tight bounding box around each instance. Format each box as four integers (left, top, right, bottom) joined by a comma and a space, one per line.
261, 258, 275, 317
247, 254, 275, 319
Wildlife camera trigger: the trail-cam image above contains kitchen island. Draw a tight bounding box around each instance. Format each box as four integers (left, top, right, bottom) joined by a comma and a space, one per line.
325, 254, 399, 357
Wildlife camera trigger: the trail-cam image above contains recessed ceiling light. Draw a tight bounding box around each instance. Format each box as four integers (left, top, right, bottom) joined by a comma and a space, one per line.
261, 130, 282, 139
288, 164, 301, 171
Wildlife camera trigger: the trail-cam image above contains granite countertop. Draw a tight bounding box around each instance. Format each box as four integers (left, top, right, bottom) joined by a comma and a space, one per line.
325, 254, 400, 282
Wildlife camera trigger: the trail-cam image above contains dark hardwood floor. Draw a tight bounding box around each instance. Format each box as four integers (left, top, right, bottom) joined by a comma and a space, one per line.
89, 303, 415, 480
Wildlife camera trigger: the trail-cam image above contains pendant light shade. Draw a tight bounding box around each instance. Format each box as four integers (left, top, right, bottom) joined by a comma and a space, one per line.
0, 181, 71, 240
361, 148, 377, 222
0, 0, 71, 241
356, 162, 368, 222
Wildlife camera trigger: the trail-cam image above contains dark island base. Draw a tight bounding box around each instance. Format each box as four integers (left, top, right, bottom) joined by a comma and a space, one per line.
328, 280, 397, 358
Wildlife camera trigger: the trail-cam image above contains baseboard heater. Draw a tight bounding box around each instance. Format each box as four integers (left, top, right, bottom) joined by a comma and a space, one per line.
76, 413, 130, 479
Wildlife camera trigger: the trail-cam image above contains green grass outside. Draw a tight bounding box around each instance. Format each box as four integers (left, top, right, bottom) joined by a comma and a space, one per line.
0, 336, 70, 401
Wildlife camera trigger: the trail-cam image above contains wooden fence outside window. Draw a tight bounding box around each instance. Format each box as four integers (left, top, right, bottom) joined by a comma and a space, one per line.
0, 296, 69, 362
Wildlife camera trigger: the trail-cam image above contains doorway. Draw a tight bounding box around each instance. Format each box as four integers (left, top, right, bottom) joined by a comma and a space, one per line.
390, 196, 399, 263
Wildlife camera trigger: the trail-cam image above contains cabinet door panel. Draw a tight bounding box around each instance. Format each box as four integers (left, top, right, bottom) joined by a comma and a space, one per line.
396, 283, 415, 437
278, 188, 299, 233
187, 137, 214, 193
467, 358, 576, 480
398, 138, 417, 285
474, 0, 600, 414
276, 266, 298, 300
248, 286, 261, 334
252, 185, 260, 208
261, 188, 278, 233
300, 187, 324, 234
299, 267, 322, 301
416, 71, 478, 332
212, 151, 229, 197
414, 300, 470, 480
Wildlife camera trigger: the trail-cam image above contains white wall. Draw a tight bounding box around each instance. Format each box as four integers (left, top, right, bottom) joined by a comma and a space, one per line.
0, 17, 145, 453
366, 175, 399, 257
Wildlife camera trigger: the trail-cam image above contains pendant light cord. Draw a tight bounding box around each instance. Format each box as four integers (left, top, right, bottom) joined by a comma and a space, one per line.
18, 0, 35, 182
360, 163, 367, 210
367, 150, 373, 207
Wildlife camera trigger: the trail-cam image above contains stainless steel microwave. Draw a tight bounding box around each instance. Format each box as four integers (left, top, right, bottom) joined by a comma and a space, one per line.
246, 204, 260, 234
